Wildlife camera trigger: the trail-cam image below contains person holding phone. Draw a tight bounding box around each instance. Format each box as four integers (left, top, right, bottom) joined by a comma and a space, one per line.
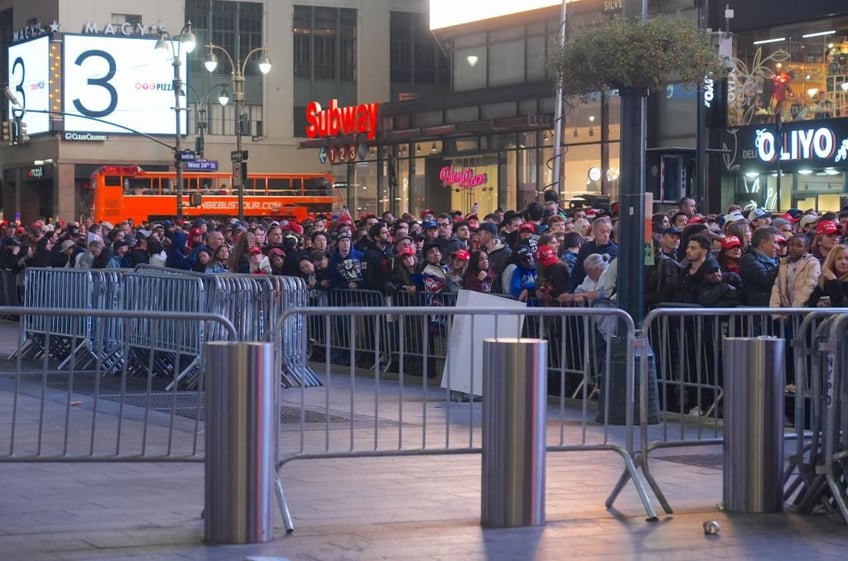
806, 244, 848, 307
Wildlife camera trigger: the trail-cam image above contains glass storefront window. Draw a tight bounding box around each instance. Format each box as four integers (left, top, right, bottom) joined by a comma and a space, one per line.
561, 142, 621, 203
731, 17, 848, 126
444, 156, 498, 215
732, 170, 845, 212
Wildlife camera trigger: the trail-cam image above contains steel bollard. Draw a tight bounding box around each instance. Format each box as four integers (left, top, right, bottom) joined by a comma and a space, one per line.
481, 338, 547, 528
723, 336, 785, 513
204, 341, 278, 544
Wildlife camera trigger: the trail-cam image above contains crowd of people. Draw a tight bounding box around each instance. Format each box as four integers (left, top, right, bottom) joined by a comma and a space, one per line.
3, 191, 848, 312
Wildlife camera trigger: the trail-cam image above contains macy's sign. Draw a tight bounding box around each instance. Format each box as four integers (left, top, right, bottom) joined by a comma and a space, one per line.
439, 166, 487, 189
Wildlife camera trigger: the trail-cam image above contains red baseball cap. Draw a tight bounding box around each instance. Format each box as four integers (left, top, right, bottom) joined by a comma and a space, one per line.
451, 248, 471, 261
537, 245, 558, 266
816, 220, 840, 236
721, 235, 743, 250
519, 223, 535, 233
398, 246, 415, 258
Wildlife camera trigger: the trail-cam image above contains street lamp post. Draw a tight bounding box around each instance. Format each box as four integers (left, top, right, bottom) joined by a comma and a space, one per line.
204, 43, 271, 222
188, 83, 230, 159
155, 23, 197, 223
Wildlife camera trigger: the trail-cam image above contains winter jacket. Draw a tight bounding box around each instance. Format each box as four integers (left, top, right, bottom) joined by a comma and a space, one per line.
645, 253, 681, 308
770, 254, 821, 308
739, 248, 778, 306
328, 247, 365, 289
807, 278, 848, 308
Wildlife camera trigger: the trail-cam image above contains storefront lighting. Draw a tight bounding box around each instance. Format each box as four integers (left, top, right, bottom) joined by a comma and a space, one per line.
753, 37, 786, 45
802, 30, 836, 38
798, 169, 813, 175
842, 82, 848, 92
808, 88, 819, 98
745, 171, 759, 178
825, 168, 840, 175
466, 55, 479, 67
431, 142, 438, 152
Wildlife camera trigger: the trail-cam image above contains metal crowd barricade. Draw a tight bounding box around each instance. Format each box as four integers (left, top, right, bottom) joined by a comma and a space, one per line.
0, 307, 236, 462
783, 312, 848, 522
312, 289, 391, 371
271, 305, 657, 533
18, 268, 97, 364
274, 276, 320, 388
638, 307, 842, 516
133, 265, 319, 389
121, 272, 207, 388
390, 291, 458, 379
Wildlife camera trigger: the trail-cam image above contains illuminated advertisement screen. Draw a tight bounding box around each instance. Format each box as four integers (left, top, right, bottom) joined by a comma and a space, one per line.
429, 0, 562, 30
63, 34, 188, 135
7, 35, 51, 135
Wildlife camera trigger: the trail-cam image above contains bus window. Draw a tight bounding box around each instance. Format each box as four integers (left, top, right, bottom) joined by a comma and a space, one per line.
304, 177, 330, 195
291, 178, 302, 195
267, 178, 291, 194
105, 175, 122, 187
127, 177, 152, 194
253, 177, 267, 195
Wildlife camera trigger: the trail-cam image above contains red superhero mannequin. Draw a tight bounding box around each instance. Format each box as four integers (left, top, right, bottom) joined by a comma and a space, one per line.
769, 68, 793, 116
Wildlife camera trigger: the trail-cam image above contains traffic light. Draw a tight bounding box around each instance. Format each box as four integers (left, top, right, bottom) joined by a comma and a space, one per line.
239, 113, 250, 136
17, 120, 29, 144
194, 135, 204, 158
1, 121, 10, 143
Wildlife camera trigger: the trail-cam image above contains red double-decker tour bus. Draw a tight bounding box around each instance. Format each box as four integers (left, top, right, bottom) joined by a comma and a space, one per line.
90, 165, 339, 224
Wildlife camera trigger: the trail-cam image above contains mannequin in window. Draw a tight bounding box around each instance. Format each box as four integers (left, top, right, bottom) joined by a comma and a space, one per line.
769, 69, 793, 118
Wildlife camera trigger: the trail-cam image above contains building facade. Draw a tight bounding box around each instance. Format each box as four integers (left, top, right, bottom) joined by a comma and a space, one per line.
0, 0, 425, 223
4, 0, 845, 224
712, 0, 848, 212
305, 0, 708, 220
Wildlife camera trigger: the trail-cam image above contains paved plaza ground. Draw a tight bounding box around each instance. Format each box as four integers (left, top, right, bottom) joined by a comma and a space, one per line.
1, 319, 848, 560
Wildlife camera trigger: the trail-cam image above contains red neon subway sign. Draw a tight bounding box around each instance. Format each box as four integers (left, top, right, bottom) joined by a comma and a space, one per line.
305, 99, 379, 141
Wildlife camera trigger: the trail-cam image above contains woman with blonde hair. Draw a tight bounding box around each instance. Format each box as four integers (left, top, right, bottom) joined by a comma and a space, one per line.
723, 219, 751, 248
806, 244, 848, 307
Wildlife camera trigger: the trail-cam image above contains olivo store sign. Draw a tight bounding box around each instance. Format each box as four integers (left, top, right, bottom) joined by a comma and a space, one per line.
721, 118, 848, 171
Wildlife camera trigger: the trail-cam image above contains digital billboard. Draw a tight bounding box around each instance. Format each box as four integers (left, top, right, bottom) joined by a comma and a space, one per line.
7, 35, 51, 135
62, 34, 188, 136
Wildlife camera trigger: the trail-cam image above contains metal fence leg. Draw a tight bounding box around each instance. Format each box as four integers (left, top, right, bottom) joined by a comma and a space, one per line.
275, 475, 295, 534
606, 452, 659, 521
